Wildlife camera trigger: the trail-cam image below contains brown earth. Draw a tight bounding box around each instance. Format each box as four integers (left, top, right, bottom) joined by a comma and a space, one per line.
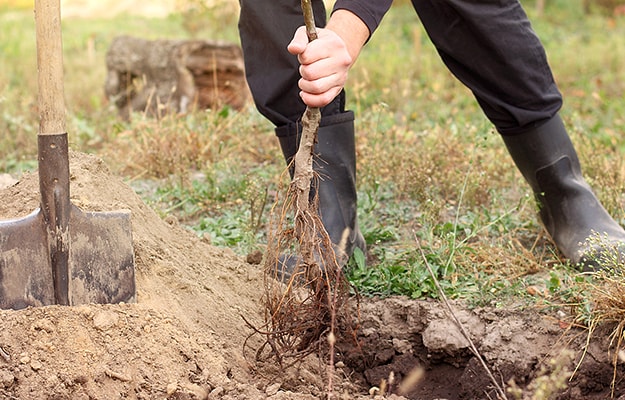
1, 151, 625, 400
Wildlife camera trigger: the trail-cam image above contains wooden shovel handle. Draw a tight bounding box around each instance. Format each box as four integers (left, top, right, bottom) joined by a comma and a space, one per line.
35, 0, 66, 135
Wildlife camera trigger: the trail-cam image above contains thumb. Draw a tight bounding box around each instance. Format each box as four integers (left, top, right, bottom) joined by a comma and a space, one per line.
287, 26, 310, 55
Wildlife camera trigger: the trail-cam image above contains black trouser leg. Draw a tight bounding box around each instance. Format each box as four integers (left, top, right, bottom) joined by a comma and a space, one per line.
239, 1, 364, 273
412, 0, 625, 268
238, 0, 344, 126
412, 0, 562, 134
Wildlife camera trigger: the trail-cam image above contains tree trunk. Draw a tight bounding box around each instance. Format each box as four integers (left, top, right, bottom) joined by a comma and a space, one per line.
536, 0, 545, 16
104, 36, 249, 119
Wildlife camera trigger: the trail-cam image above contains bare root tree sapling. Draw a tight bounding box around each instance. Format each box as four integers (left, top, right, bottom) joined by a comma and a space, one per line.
245, 1, 353, 397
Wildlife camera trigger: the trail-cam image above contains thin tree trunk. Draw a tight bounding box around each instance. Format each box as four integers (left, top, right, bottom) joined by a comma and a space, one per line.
536, 0, 546, 16
292, 0, 321, 267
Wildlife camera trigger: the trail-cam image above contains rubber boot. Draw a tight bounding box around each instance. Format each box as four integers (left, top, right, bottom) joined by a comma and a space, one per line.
502, 114, 625, 270
276, 111, 366, 278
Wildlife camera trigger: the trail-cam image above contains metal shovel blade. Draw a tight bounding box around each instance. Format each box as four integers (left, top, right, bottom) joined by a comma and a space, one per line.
0, 210, 55, 310
68, 205, 135, 305
0, 205, 136, 310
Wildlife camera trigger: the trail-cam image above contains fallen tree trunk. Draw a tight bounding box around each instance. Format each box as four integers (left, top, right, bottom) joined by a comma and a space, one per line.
583, 0, 625, 14
104, 35, 249, 119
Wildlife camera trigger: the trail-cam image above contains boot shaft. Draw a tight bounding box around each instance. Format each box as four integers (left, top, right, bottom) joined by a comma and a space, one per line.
502, 114, 625, 267
275, 111, 365, 264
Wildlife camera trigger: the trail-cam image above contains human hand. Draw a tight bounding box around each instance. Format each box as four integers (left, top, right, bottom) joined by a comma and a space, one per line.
287, 25, 353, 108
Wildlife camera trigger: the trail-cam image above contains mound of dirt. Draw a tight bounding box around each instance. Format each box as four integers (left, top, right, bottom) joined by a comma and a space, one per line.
0, 151, 624, 399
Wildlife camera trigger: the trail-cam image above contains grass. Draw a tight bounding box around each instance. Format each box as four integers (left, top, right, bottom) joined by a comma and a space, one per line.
2, 0, 625, 318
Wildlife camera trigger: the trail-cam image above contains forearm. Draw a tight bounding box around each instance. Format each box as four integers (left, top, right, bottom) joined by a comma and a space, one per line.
325, 9, 369, 67
332, 0, 393, 38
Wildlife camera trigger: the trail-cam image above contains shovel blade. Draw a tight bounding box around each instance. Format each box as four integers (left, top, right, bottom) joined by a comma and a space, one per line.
68, 205, 136, 305
0, 205, 136, 310
0, 209, 55, 309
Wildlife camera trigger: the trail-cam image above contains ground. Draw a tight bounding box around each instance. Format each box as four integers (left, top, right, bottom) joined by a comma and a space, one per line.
1, 152, 625, 400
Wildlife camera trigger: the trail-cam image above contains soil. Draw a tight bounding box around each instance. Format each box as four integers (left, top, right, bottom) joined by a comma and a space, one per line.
1, 151, 625, 400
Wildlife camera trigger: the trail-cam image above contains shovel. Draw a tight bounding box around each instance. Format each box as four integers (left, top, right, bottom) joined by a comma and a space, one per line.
0, 0, 135, 310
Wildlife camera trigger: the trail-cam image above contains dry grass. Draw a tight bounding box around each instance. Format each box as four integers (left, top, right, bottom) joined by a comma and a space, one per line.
101, 107, 274, 179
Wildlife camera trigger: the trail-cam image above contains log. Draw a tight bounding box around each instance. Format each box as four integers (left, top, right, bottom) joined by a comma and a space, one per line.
582, 0, 625, 14
104, 35, 249, 119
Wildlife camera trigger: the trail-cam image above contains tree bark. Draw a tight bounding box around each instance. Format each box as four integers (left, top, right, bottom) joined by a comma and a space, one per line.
104, 36, 249, 119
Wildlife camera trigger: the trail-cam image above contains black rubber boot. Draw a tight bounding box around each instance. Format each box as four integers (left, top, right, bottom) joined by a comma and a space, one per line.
276, 111, 366, 277
502, 114, 625, 270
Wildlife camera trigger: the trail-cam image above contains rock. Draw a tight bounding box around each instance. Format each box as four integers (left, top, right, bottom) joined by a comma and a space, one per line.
32, 318, 56, 334
166, 382, 178, 395
93, 310, 119, 331
0, 369, 15, 388
392, 338, 413, 354
265, 382, 281, 396
182, 383, 208, 399
0, 174, 17, 190
19, 353, 30, 364
30, 359, 43, 371
422, 319, 469, 354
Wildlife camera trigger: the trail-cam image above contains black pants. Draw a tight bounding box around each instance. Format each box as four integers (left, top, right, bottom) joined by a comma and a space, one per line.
238, 0, 563, 135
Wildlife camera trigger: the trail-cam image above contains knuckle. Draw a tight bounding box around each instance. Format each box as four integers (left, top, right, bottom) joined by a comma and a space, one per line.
308, 80, 324, 94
